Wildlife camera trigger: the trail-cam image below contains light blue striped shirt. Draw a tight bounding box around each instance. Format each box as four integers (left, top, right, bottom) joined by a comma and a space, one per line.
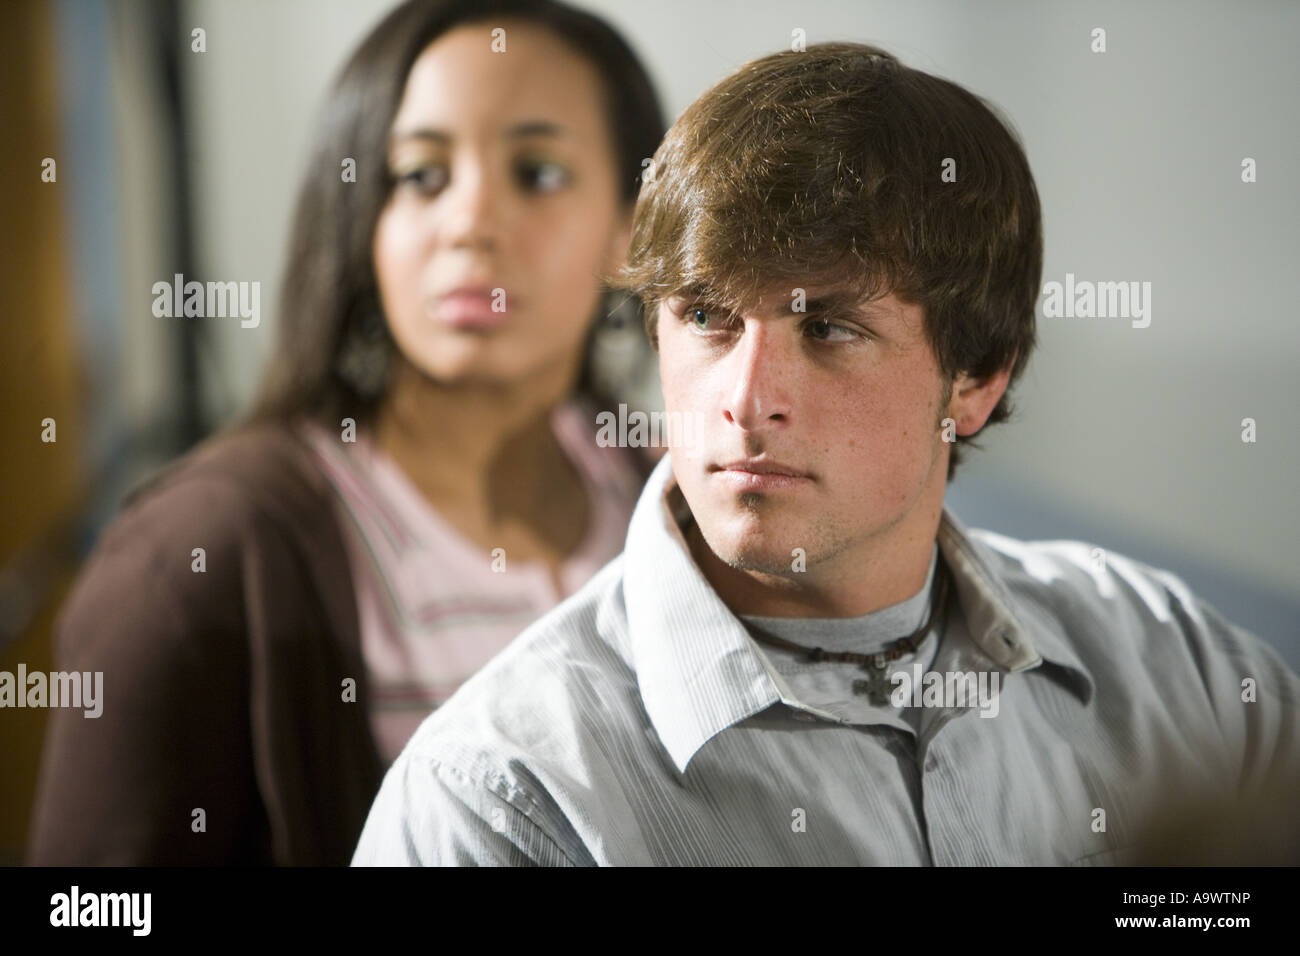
352, 456, 1299, 866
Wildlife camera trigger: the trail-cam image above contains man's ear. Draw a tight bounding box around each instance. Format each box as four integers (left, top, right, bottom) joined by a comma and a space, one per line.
948, 349, 1017, 436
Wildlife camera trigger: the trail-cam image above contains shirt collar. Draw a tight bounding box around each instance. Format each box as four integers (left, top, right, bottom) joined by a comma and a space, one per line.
623, 455, 1095, 774
936, 509, 1096, 705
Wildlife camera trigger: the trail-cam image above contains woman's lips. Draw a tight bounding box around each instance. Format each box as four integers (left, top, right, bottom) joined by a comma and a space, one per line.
429, 289, 510, 330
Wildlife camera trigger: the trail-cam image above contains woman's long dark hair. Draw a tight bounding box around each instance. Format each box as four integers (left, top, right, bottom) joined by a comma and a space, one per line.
248, 0, 665, 430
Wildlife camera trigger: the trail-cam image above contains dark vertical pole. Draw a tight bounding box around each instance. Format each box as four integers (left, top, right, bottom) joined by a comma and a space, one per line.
152, 0, 204, 452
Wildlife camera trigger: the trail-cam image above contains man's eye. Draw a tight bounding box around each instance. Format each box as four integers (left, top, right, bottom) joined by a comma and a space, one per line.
805, 318, 859, 342
395, 165, 449, 195
684, 305, 727, 332
517, 160, 570, 193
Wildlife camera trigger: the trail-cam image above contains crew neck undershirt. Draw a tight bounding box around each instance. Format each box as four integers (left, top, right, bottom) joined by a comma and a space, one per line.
739, 542, 944, 735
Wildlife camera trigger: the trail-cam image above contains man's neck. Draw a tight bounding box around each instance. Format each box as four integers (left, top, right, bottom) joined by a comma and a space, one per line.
679, 490, 946, 620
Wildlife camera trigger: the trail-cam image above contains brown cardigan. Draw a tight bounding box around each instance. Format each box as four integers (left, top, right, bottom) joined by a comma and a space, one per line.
26, 423, 385, 865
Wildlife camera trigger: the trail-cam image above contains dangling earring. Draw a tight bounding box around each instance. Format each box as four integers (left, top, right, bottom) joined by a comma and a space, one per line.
337, 306, 392, 400
599, 289, 640, 331
586, 289, 656, 410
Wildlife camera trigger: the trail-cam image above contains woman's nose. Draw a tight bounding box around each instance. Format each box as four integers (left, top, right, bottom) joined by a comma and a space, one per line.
438, 160, 503, 251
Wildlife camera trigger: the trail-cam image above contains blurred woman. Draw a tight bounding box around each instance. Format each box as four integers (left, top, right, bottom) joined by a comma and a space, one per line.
28, 0, 664, 865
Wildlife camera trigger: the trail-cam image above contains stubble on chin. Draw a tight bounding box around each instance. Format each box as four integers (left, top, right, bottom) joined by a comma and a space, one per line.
691, 493, 806, 578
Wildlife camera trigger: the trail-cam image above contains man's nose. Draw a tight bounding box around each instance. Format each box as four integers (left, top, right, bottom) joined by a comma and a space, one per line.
721, 321, 794, 432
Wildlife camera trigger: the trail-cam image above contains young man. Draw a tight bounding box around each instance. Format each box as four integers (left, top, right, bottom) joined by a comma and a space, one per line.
352, 43, 1299, 865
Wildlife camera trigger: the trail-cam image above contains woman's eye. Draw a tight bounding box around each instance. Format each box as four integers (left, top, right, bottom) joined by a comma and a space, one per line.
518, 160, 570, 193
395, 165, 449, 195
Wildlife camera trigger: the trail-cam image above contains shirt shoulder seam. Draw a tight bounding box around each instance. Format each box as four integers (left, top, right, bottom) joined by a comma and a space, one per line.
426, 755, 583, 866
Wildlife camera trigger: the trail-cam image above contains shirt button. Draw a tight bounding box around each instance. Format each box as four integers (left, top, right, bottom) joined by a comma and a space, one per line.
924, 753, 939, 771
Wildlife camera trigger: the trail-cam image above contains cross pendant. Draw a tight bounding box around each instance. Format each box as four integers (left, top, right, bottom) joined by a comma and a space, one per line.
851, 654, 894, 707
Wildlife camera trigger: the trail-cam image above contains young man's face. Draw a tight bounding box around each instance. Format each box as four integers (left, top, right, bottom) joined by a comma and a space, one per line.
657, 285, 1007, 613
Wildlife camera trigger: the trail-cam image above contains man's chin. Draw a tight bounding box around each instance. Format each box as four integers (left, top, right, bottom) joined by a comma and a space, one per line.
719, 548, 800, 578
696, 516, 804, 577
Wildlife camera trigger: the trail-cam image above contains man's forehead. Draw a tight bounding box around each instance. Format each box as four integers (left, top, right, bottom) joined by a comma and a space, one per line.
702, 283, 906, 319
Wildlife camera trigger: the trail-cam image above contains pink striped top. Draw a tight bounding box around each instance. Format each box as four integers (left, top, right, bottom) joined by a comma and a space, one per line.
299, 403, 643, 765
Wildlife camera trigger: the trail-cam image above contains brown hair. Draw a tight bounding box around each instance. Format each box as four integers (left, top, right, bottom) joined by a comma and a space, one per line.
614, 42, 1042, 480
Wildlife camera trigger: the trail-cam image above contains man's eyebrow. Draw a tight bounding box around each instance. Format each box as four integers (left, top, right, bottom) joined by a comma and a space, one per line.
803, 297, 852, 313
663, 286, 896, 323
665, 284, 720, 304
802, 296, 895, 320
389, 120, 569, 147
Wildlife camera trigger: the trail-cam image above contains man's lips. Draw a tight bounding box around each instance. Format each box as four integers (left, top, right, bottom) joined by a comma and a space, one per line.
711, 458, 808, 477
708, 458, 813, 490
